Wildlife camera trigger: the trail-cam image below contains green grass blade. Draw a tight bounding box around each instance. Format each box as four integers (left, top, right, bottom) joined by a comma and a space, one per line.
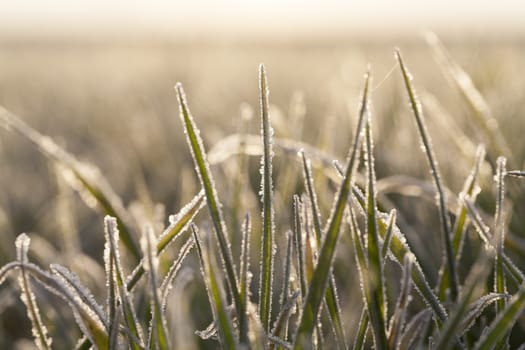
0, 107, 141, 261
15, 234, 52, 350
300, 151, 347, 349
272, 230, 293, 344
363, 113, 388, 350
381, 210, 396, 263
126, 190, 204, 292
192, 225, 238, 350
239, 213, 252, 316
433, 247, 493, 350
387, 254, 413, 349
105, 217, 145, 350
437, 145, 485, 300
175, 83, 247, 343
293, 195, 308, 299
459, 293, 510, 336
160, 235, 195, 310
293, 70, 370, 349
464, 199, 525, 284
258, 63, 276, 331
335, 164, 448, 324
352, 308, 369, 350
474, 286, 525, 350
397, 309, 431, 350
396, 49, 458, 301
141, 224, 170, 350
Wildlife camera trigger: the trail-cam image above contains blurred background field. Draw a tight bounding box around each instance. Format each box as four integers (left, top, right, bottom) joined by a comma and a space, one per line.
1, 1, 525, 348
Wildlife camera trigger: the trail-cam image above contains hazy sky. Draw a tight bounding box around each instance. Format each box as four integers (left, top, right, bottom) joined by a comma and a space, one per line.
1, 0, 524, 37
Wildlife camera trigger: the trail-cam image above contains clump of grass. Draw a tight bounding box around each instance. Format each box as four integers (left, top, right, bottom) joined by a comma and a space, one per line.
2, 36, 525, 349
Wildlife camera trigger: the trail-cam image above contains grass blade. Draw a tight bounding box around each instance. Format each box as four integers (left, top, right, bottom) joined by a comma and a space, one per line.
474, 286, 525, 350
293, 70, 370, 348
239, 213, 252, 319
258, 63, 276, 331
0, 107, 141, 261
352, 308, 369, 350
363, 110, 388, 350
16, 234, 52, 350
192, 225, 238, 350
160, 235, 195, 310
105, 217, 145, 350
293, 195, 308, 299
459, 293, 510, 336
387, 254, 413, 349
141, 224, 170, 350
175, 83, 246, 343
397, 309, 431, 350
396, 49, 458, 301
335, 163, 448, 324
437, 145, 485, 300
126, 190, 204, 292
300, 150, 347, 349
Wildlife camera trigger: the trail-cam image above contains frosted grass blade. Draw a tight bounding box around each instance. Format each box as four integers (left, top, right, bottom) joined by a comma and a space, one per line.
239, 213, 252, 315
352, 308, 368, 350
433, 247, 493, 350
474, 286, 525, 350
293, 71, 371, 348
105, 217, 145, 350
380, 210, 396, 262
0, 107, 141, 261
160, 236, 195, 310
493, 157, 509, 349
293, 195, 308, 299
258, 63, 276, 331
300, 151, 347, 349
465, 200, 525, 284
387, 254, 413, 349
396, 49, 458, 301
335, 164, 448, 324
175, 83, 247, 343
192, 225, 238, 350
363, 114, 388, 350
141, 224, 170, 350
16, 234, 52, 350
437, 145, 485, 300
127, 190, 204, 292
458, 293, 510, 335
507, 171, 525, 178
397, 309, 431, 350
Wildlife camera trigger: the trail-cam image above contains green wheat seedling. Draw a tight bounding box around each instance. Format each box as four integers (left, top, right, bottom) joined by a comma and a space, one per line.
1, 40, 525, 350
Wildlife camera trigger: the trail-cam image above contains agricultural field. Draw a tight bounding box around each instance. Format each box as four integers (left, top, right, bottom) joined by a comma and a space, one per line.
1, 33, 525, 349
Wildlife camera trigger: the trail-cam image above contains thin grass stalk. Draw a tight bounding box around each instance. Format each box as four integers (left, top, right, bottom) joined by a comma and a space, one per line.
464, 199, 525, 284
16, 234, 52, 350
380, 210, 396, 263
160, 236, 195, 310
258, 63, 276, 332
437, 145, 485, 300
174, 83, 247, 343
126, 191, 204, 292
433, 242, 494, 350
293, 70, 370, 349
293, 195, 308, 299
335, 163, 448, 323
192, 225, 238, 350
363, 113, 388, 350
239, 213, 252, 316
396, 49, 458, 301
387, 254, 413, 349
275, 231, 294, 344
141, 224, 170, 350
352, 308, 369, 350
105, 217, 145, 350
300, 151, 347, 349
